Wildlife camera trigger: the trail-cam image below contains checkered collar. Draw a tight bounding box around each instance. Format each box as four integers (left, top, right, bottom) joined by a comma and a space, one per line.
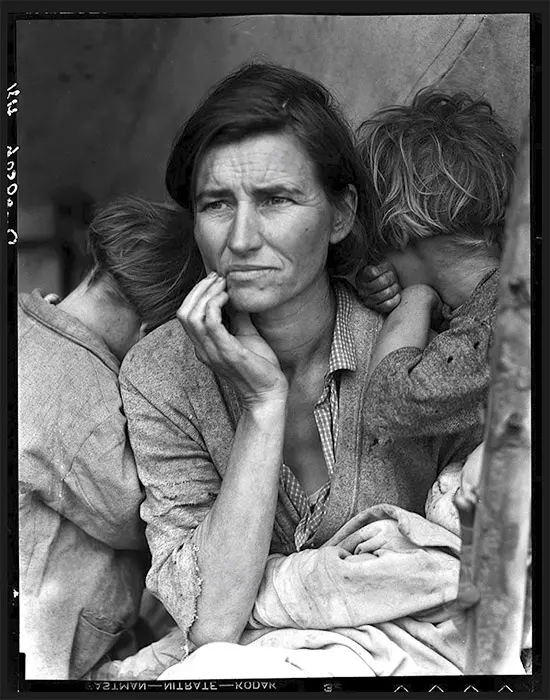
326, 282, 357, 377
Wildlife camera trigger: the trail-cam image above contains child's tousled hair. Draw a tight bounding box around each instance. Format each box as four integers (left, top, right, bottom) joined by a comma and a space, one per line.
356, 88, 517, 261
87, 195, 204, 331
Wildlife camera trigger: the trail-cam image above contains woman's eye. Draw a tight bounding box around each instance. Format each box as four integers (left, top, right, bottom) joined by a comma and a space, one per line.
202, 201, 228, 212
266, 196, 290, 206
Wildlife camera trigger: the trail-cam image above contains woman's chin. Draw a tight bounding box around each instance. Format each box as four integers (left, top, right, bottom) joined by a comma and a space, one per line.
228, 288, 280, 314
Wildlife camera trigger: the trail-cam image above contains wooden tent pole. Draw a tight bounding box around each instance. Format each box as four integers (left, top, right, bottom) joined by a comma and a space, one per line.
462, 120, 532, 674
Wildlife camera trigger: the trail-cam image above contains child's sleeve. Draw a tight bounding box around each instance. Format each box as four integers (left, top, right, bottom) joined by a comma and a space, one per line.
364, 313, 493, 439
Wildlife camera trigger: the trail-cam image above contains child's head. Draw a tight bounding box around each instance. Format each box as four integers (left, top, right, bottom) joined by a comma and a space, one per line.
357, 88, 517, 262
86, 195, 204, 332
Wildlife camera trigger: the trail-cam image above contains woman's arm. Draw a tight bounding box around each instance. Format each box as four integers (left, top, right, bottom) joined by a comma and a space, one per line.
122, 272, 289, 648
177, 274, 290, 646
120, 359, 286, 648
190, 399, 285, 646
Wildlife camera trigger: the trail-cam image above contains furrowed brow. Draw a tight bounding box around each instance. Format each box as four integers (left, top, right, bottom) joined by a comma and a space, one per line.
195, 187, 233, 203
253, 184, 305, 197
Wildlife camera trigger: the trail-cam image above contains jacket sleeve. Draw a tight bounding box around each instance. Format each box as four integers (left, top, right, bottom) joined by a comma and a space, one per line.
364, 314, 493, 439
28, 410, 147, 551
119, 371, 221, 639
250, 510, 462, 630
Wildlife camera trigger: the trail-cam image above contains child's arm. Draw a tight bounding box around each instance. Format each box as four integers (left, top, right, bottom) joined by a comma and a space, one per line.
364, 285, 495, 440
367, 284, 442, 383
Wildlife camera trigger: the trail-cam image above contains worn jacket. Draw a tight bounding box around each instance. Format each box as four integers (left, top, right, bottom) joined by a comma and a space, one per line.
18, 290, 148, 680
366, 270, 499, 439
120, 285, 483, 641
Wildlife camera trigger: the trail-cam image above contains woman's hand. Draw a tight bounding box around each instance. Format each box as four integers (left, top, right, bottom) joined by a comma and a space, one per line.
356, 261, 401, 314
177, 272, 288, 407
177, 273, 288, 646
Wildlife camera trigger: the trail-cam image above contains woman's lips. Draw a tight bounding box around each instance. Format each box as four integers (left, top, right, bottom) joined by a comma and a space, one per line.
225, 267, 275, 281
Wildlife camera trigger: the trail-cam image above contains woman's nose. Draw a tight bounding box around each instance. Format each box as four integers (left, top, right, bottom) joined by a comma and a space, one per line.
226, 203, 262, 254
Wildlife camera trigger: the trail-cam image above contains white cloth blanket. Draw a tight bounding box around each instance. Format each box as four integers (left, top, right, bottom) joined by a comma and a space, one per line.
240, 503, 466, 676
159, 503, 508, 679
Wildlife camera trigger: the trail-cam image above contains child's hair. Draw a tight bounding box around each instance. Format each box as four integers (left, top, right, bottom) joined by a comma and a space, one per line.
86, 195, 204, 331
356, 88, 517, 261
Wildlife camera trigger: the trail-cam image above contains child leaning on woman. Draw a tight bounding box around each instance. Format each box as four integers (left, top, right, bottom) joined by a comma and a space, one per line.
355, 88, 530, 662
356, 87, 517, 446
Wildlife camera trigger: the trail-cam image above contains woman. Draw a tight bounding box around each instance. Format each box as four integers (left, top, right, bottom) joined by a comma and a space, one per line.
18, 196, 202, 679
120, 64, 484, 674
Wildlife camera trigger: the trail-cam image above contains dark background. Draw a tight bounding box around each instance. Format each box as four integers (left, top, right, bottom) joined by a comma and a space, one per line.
16, 12, 530, 297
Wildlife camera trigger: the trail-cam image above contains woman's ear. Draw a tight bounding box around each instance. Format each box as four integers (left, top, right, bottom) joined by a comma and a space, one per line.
329, 184, 358, 245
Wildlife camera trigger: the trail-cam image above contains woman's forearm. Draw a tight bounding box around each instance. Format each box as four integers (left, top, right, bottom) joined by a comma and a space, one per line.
189, 398, 287, 647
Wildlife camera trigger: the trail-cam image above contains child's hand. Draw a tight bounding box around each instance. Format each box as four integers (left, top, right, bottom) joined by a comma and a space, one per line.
356, 261, 401, 314
44, 293, 61, 304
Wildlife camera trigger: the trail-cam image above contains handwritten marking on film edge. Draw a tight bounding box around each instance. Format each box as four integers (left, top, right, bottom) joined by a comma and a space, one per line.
7, 83, 19, 246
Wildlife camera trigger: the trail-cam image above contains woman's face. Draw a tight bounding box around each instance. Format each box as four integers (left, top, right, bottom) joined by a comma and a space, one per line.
193, 132, 351, 314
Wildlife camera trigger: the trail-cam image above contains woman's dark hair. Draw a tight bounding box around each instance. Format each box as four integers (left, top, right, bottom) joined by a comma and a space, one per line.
165, 62, 377, 279
356, 88, 517, 259
87, 195, 204, 331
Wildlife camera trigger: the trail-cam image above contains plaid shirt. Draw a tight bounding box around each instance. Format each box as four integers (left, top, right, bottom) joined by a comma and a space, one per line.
279, 284, 356, 551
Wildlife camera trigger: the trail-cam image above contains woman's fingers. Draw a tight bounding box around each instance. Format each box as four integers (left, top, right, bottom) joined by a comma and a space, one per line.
176, 273, 286, 401
203, 292, 244, 358
176, 274, 225, 361
177, 272, 220, 320
183, 277, 249, 365
230, 311, 260, 337
204, 292, 229, 331
179, 275, 225, 334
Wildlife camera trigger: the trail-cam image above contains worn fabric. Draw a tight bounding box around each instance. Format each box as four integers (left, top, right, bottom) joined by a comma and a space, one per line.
18, 290, 148, 680
95, 501, 467, 680
114, 457, 530, 680
366, 270, 499, 441
86, 625, 187, 681
119, 283, 483, 645
79, 460, 471, 681
248, 504, 463, 634
155, 504, 471, 679
280, 284, 356, 550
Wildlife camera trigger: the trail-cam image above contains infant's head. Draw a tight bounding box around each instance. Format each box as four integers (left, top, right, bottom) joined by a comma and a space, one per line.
425, 443, 485, 535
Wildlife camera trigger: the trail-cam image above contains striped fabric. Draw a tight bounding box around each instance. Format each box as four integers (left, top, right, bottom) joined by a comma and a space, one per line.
279, 284, 356, 551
